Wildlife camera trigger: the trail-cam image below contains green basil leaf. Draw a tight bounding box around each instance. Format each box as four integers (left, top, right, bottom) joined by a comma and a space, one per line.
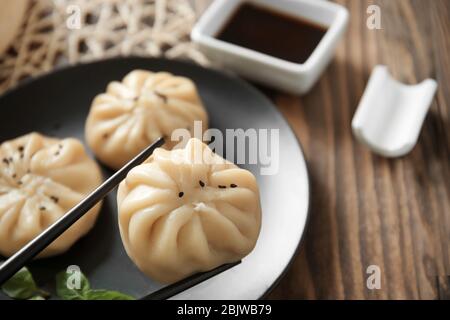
55, 269, 134, 300
55, 270, 90, 300
1, 267, 39, 299
85, 289, 135, 300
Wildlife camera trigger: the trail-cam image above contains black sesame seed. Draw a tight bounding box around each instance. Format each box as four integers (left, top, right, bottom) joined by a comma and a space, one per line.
39, 206, 46, 211
199, 180, 205, 187
18, 146, 24, 152
103, 133, 109, 139
50, 196, 59, 203
154, 91, 168, 103
8, 157, 13, 162
18, 181, 22, 185
230, 184, 237, 188
218, 185, 226, 189
178, 192, 184, 198
55, 151, 60, 156
2, 158, 8, 165
20, 153, 24, 159
12, 174, 17, 178
58, 144, 63, 149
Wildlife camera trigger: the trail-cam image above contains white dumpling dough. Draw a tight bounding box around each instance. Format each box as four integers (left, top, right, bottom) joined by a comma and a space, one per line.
117, 138, 261, 283
85, 70, 209, 169
0, 133, 103, 258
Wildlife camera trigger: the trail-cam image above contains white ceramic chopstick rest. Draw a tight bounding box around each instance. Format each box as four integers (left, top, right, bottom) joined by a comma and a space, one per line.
351, 65, 437, 157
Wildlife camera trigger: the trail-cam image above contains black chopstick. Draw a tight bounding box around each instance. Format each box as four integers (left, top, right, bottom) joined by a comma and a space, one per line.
0, 137, 165, 286
142, 261, 241, 300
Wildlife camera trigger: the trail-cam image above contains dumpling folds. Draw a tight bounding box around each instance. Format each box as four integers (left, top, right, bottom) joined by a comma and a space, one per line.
117, 138, 261, 283
0, 133, 103, 258
85, 70, 209, 169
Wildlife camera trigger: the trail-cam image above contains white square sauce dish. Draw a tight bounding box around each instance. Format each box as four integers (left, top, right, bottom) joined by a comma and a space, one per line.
191, 0, 349, 95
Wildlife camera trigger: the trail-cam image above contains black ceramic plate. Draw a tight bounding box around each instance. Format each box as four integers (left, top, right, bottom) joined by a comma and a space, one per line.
0, 57, 309, 299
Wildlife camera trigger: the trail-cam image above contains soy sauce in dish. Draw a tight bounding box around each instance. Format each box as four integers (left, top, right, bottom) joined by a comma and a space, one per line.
217, 3, 328, 64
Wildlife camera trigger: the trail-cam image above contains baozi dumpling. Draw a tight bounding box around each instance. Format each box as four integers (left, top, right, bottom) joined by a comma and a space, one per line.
117, 138, 261, 283
85, 70, 209, 169
0, 133, 103, 258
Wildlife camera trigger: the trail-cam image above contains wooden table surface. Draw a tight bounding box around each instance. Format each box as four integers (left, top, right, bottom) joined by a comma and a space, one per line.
264, 0, 450, 300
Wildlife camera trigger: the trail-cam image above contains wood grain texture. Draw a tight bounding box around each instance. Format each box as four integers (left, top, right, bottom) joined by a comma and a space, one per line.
264, 0, 450, 300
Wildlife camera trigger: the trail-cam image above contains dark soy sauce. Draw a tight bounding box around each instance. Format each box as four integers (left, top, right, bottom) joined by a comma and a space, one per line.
217, 3, 328, 64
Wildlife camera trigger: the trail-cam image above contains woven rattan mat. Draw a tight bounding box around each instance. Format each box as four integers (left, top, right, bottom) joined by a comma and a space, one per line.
0, 0, 210, 94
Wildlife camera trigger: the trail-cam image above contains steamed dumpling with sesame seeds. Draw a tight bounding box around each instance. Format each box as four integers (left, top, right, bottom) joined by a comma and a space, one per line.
117, 138, 261, 283
85, 70, 209, 170
0, 132, 103, 258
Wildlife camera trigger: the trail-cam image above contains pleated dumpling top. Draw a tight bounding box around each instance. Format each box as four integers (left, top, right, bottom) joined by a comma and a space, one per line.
85, 70, 208, 169
117, 138, 261, 283
0, 132, 103, 258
